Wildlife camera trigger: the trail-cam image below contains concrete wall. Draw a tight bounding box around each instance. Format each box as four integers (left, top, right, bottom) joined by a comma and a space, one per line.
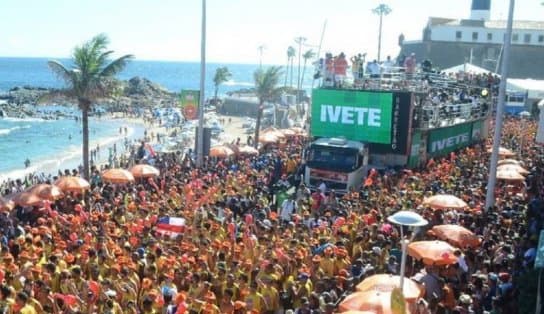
430, 25, 544, 46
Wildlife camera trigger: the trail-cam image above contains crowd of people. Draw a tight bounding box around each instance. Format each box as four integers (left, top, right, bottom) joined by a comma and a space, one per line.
0, 115, 541, 314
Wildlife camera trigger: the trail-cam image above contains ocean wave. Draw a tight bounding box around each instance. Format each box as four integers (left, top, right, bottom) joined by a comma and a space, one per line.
0, 125, 31, 136
1, 117, 54, 123
223, 80, 254, 87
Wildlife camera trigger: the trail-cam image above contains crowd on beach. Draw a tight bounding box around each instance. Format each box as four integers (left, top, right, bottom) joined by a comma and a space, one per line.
0, 110, 541, 314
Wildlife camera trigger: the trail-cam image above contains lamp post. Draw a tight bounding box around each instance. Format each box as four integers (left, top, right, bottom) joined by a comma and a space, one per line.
484, 0, 515, 210
387, 211, 428, 291
372, 4, 392, 63
258, 45, 266, 69
196, 0, 207, 167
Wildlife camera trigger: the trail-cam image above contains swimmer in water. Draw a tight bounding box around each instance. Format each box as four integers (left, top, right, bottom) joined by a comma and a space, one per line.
68, 135, 72, 140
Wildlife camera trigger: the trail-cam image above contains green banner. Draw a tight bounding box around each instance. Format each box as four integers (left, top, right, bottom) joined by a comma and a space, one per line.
179, 90, 200, 120
408, 130, 421, 168
311, 89, 393, 144
427, 122, 473, 155
472, 120, 483, 141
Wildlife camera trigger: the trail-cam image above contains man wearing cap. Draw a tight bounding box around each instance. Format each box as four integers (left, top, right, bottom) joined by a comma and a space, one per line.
15, 292, 36, 314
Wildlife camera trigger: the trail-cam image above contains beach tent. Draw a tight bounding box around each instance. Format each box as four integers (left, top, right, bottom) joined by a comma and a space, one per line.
443, 63, 498, 76
507, 79, 544, 100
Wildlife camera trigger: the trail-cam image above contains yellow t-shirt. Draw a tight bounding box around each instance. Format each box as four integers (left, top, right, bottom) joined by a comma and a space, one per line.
244, 292, 264, 312
19, 304, 37, 314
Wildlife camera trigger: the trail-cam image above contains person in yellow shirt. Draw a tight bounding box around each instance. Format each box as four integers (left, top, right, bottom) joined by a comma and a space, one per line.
244, 282, 266, 313
15, 292, 37, 314
259, 277, 279, 314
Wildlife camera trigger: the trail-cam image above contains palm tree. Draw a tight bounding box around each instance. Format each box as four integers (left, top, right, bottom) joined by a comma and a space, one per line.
253, 66, 283, 148
47, 34, 133, 179
213, 66, 232, 101
300, 49, 316, 92
287, 46, 296, 88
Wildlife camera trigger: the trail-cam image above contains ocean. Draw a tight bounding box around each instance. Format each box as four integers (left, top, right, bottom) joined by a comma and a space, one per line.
0, 57, 315, 181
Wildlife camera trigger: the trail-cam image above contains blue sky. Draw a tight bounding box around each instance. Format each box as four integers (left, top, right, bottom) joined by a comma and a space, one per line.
0, 0, 542, 64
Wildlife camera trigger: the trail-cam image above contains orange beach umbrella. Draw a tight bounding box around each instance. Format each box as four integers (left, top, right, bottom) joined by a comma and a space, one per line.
428, 225, 481, 248
422, 194, 468, 210
355, 274, 424, 301
338, 290, 406, 314
209, 145, 235, 158
10, 192, 44, 207
497, 158, 523, 166
26, 184, 63, 201
407, 240, 458, 265
496, 170, 525, 181
487, 146, 515, 157
54, 176, 90, 192
238, 145, 259, 156
101, 169, 135, 184
497, 164, 529, 175
130, 164, 160, 178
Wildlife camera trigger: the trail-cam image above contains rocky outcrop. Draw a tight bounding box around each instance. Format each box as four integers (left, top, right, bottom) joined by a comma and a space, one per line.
0, 77, 178, 110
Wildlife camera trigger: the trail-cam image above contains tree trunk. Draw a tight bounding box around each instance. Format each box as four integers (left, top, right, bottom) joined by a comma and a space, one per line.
254, 101, 263, 149
80, 100, 91, 180
290, 59, 294, 88
214, 86, 218, 101
284, 57, 289, 87
301, 59, 308, 94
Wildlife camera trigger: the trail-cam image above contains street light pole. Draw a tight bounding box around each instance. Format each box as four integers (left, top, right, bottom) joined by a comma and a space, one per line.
196, 0, 207, 167
484, 0, 515, 210
387, 211, 428, 292
258, 45, 266, 69
372, 4, 392, 63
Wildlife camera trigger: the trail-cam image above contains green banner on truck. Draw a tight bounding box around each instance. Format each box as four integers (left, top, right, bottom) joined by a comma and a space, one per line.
311, 89, 393, 144
427, 122, 473, 156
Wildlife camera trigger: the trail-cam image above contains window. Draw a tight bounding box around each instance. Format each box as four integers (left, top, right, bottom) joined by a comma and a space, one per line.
456, 31, 462, 39
524, 34, 531, 43
487, 33, 493, 40
512, 34, 519, 42
539, 35, 544, 43
472, 32, 479, 40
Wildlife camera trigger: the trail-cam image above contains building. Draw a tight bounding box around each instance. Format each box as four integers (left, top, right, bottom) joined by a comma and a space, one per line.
398, 0, 544, 79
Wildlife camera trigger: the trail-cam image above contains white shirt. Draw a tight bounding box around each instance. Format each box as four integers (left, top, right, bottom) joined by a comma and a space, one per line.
280, 199, 296, 221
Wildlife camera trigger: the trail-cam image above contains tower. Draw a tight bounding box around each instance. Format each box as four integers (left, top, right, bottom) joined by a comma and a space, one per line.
470, 0, 491, 20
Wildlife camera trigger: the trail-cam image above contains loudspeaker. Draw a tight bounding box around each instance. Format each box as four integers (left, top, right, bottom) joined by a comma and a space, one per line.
195, 127, 211, 156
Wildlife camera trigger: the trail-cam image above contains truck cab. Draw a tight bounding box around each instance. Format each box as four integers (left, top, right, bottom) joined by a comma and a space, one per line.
304, 137, 368, 192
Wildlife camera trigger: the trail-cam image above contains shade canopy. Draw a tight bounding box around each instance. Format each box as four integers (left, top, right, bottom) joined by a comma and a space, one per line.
496, 170, 525, 181
238, 145, 259, 156
387, 211, 428, 227
497, 164, 529, 175
209, 145, 235, 158
0, 197, 14, 212
338, 290, 409, 314
10, 192, 45, 207
26, 184, 64, 201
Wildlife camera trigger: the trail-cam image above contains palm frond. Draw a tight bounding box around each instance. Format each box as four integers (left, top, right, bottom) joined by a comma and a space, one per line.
47, 61, 76, 85
99, 54, 134, 77
36, 89, 74, 105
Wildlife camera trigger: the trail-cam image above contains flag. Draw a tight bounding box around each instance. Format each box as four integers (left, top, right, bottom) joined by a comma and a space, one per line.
145, 144, 157, 158
155, 217, 186, 238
